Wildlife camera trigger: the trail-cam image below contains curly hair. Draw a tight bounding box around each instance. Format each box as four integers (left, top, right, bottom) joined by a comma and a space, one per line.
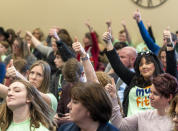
152, 73, 178, 99
96, 71, 112, 87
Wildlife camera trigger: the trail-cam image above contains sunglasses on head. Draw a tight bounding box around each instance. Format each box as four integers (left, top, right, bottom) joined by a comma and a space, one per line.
138, 50, 153, 56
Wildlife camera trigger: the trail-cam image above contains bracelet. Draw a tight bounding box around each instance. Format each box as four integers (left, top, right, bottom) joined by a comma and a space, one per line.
81, 54, 89, 61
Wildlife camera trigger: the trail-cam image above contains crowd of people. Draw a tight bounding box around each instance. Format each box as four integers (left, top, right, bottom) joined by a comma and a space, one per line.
0, 9, 178, 131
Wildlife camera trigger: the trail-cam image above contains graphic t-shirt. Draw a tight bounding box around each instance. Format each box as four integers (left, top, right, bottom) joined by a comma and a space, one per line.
127, 85, 153, 116
0, 119, 49, 131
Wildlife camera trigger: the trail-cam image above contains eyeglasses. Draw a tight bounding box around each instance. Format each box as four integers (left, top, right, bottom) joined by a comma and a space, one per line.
138, 50, 153, 56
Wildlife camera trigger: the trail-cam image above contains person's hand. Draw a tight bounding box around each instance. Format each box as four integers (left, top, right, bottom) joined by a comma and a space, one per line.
133, 9, 141, 22
146, 21, 151, 27
106, 20, 112, 28
85, 19, 93, 32
26, 31, 33, 38
53, 113, 71, 124
6, 59, 19, 78
49, 28, 60, 41
52, 26, 60, 34
163, 29, 172, 45
72, 37, 87, 57
102, 30, 112, 44
16, 30, 22, 37
105, 79, 117, 99
121, 20, 126, 27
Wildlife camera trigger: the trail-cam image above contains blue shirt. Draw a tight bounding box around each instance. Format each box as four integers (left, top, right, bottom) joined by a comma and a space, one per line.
58, 122, 119, 131
0, 62, 6, 83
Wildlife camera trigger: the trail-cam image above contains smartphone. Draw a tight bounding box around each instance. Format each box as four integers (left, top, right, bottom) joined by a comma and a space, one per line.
58, 113, 65, 117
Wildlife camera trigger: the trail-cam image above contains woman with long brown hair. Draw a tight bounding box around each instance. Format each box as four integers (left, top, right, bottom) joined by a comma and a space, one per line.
0, 79, 56, 131
4, 36, 36, 69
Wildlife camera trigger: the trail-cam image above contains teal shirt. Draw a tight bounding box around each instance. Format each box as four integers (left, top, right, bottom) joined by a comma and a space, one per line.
0, 119, 49, 131
127, 85, 153, 116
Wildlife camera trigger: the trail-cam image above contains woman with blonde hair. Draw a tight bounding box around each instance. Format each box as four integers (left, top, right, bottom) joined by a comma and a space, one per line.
96, 71, 124, 116
0, 79, 56, 131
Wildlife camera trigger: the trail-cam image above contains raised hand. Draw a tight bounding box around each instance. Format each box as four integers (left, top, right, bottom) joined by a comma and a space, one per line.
133, 9, 141, 22
85, 19, 93, 32
121, 20, 126, 27
72, 37, 86, 57
146, 21, 151, 27
163, 29, 172, 45
49, 28, 60, 41
26, 31, 33, 38
16, 30, 22, 37
106, 20, 112, 28
105, 78, 117, 99
102, 28, 112, 44
6, 59, 18, 78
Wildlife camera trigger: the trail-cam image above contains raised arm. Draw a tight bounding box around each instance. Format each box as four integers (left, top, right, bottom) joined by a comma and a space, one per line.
72, 38, 99, 83
164, 30, 178, 79
147, 21, 156, 43
133, 9, 160, 55
105, 83, 138, 131
103, 30, 135, 85
26, 31, 53, 57
85, 20, 100, 70
49, 28, 76, 60
106, 20, 114, 43
121, 20, 132, 45
6, 63, 56, 111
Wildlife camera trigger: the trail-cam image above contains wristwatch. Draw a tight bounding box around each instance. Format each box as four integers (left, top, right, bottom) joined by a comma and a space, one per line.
81, 54, 89, 61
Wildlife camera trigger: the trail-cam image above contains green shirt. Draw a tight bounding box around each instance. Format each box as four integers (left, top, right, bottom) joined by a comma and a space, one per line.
47, 93, 58, 112
127, 85, 153, 116
0, 119, 49, 131
112, 39, 134, 47
136, 42, 148, 52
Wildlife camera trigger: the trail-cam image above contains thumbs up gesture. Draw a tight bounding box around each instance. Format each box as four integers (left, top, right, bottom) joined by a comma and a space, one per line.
163, 28, 172, 45
49, 28, 60, 41
133, 9, 141, 22
102, 27, 112, 44
105, 78, 117, 99
72, 37, 87, 57
6, 59, 19, 78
